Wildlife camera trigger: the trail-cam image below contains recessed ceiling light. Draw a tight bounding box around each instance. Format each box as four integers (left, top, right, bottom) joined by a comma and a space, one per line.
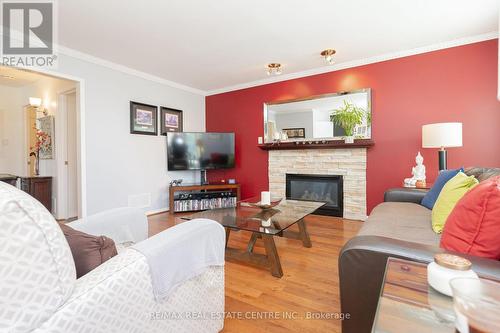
267, 63, 282, 76
321, 49, 336, 65
0, 74, 15, 80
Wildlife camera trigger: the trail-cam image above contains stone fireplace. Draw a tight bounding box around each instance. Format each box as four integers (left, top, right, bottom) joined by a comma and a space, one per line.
268, 148, 367, 220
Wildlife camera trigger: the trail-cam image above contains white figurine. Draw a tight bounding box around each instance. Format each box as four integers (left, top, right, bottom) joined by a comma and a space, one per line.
404, 152, 426, 187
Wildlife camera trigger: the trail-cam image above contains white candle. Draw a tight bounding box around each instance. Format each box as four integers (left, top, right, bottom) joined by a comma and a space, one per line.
261, 191, 271, 205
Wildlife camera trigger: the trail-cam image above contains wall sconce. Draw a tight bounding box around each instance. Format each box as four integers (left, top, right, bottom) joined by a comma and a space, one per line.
29, 97, 42, 107
29, 97, 48, 116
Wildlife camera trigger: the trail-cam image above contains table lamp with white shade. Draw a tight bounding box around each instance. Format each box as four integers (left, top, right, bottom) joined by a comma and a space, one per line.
422, 122, 463, 171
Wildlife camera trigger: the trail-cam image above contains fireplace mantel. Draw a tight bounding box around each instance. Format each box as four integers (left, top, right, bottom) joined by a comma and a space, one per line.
258, 139, 374, 150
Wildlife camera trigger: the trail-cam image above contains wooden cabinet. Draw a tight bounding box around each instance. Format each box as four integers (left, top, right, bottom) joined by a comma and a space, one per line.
0, 174, 18, 186
169, 183, 241, 214
20, 177, 53, 212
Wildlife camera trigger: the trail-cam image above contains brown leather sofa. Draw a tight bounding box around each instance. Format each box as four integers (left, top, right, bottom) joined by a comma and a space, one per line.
339, 167, 500, 333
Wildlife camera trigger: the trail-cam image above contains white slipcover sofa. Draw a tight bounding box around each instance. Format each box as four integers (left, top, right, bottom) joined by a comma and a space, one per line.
0, 182, 224, 333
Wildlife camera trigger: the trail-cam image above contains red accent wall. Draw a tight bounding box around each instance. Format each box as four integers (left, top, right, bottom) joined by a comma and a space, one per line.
206, 40, 500, 213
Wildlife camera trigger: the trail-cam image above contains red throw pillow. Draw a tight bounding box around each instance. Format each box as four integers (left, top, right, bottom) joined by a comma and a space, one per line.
440, 176, 500, 259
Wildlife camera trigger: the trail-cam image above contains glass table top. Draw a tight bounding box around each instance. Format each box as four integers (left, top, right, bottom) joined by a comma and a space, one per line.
186, 198, 325, 235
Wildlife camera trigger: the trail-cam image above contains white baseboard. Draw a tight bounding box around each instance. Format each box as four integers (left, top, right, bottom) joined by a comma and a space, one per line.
146, 207, 169, 216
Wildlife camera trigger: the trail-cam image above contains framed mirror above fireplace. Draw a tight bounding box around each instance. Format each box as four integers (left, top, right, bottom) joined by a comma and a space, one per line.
263, 88, 371, 144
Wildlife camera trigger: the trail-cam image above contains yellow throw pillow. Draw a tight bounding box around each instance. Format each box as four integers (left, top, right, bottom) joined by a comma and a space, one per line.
431, 172, 478, 234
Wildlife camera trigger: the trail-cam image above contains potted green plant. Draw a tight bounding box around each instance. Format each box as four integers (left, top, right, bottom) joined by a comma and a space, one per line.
330, 100, 366, 143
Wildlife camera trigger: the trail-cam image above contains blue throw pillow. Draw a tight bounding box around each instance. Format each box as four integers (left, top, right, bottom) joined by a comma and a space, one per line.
421, 167, 464, 210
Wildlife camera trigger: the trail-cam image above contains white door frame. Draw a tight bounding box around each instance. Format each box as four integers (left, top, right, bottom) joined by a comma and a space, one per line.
16, 67, 88, 218
56, 88, 78, 219
22, 104, 33, 177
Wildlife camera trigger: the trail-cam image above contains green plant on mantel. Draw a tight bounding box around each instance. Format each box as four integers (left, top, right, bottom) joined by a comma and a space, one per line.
330, 100, 366, 136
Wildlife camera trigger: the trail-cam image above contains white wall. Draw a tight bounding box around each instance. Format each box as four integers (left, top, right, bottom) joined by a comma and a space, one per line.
0, 86, 24, 175
49, 53, 205, 215
312, 108, 333, 138
274, 111, 313, 138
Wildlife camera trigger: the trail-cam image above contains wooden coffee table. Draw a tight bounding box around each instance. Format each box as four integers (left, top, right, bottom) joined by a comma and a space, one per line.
186, 198, 325, 277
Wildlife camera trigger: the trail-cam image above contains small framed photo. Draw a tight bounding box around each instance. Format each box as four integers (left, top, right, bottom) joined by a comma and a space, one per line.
283, 128, 305, 138
160, 107, 183, 135
130, 101, 158, 135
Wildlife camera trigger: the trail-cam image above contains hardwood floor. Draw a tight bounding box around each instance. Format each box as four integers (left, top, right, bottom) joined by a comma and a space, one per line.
148, 212, 362, 333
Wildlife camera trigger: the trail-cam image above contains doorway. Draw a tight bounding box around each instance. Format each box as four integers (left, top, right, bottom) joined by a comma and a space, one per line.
0, 65, 86, 218
57, 89, 78, 220
25, 106, 37, 176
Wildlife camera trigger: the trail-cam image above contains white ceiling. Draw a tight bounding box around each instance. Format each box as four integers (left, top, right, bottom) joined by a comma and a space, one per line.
57, 0, 499, 94
0, 66, 42, 87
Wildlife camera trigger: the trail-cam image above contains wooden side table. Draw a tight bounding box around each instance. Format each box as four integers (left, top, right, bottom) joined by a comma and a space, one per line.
402, 182, 433, 190
372, 257, 456, 333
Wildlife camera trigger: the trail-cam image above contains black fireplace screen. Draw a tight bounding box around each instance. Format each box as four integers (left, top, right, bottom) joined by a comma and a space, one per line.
285, 174, 343, 217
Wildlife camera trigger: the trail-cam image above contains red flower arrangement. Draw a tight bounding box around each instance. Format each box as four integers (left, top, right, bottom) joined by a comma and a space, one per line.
29, 128, 51, 176
30, 128, 51, 156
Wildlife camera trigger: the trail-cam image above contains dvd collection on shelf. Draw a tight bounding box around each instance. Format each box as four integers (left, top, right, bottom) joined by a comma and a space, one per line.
173, 191, 237, 212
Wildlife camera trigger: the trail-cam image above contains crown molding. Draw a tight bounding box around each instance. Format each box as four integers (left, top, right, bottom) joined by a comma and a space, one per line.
3, 30, 497, 97
0, 30, 206, 95
57, 46, 206, 96
206, 31, 498, 96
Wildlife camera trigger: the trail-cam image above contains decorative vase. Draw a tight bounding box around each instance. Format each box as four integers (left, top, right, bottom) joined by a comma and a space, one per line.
34, 151, 40, 176
427, 254, 478, 296
344, 136, 355, 144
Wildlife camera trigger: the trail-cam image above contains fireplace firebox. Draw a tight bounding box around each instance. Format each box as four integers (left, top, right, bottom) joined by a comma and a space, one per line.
285, 174, 343, 217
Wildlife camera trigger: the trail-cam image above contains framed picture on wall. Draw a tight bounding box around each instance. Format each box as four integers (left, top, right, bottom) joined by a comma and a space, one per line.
37, 115, 55, 159
283, 128, 305, 138
130, 101, 158, 135
160, 107, 183, 135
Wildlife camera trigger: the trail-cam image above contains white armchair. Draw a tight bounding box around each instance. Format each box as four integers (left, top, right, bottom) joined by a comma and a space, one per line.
0, 182, 224, 333
67, 207, 149, 244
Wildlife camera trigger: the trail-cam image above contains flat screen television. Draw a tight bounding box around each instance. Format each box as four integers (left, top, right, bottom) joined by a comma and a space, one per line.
167, 132, 235, 171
